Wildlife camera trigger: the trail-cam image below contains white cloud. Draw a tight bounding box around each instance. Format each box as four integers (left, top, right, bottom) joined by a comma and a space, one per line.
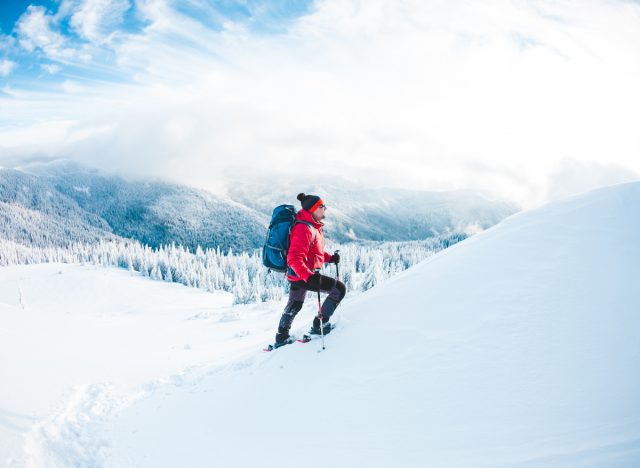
70, 0, 130, 43
15, 5, 91, 65
0, 120, 77, 152
0, 33, 16, 51
41, 63, 62, 74
547, 158, 639, 201
2, 0, 640, 207
15, 6, 61, 53
0, 59, 16, 76
15, 5, 79, 61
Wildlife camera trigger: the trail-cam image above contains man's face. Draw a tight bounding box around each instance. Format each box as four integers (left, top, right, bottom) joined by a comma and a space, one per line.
312, 204, 326, 222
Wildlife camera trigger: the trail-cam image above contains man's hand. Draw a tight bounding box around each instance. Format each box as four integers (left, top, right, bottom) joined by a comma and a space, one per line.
329, 252, 340, 264
306, 272, 322, 288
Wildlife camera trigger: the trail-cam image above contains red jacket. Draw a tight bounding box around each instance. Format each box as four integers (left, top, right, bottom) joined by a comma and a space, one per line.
286, 209, 333, 282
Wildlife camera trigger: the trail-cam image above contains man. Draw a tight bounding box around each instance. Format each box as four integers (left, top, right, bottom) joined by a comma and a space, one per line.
274, 192, 346, 348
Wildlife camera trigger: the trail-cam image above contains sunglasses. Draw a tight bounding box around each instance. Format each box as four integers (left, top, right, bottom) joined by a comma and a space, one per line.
319, 204, 327, 209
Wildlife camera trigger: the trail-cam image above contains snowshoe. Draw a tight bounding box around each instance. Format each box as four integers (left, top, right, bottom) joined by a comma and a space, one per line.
308, 322, 335, 336
298, 323, 336, 343
263, 336, 296, 352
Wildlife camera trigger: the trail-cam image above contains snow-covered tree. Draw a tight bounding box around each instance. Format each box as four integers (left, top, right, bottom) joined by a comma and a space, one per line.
0, 232, 466, 304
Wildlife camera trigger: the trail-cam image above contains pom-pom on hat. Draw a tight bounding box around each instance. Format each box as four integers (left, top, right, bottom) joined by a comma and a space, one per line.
297, 193, 324, 212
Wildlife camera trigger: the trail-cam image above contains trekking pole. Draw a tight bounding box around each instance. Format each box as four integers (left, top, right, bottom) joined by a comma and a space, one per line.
317, 288, 325, 350
318, 249, 340, 352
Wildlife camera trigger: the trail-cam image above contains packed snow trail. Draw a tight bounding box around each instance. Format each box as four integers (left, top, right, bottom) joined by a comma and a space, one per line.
96, 182, 640, 467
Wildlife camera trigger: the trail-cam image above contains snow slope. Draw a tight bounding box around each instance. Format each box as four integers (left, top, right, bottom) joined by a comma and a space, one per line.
3, 181, 640, 467
0, 264, 324, 467
102, 181, 640, 467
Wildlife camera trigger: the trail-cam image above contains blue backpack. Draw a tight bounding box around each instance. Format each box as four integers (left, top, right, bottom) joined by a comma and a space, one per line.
262, 204, 317, 273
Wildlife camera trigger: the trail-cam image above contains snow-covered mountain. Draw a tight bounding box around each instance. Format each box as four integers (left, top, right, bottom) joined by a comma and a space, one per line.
0, 168, 117, 247
2, 181, 638, 467
2, 159, 517, 251
226, 175, 518, 242
6, 160, 268, 252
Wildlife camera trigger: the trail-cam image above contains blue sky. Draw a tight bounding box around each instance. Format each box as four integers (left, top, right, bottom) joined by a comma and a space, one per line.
0, 0, 639, 207
0, 1, 44, 33
0, 0, 313, 88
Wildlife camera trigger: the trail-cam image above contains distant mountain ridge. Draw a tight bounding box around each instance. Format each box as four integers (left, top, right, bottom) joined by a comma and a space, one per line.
0, 159, 519, 251
226, 176, 519, 242
0, 168, 117, 247
11, 160, 267, 252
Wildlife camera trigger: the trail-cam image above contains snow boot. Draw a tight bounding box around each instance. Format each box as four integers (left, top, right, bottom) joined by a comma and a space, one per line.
274, 336, 295, 348
308, 321, 333, 336
264, 334, 296, 352
274, 331, 296, 348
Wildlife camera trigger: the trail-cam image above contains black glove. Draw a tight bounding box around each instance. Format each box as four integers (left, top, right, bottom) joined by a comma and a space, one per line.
329, 252, 340, 264
306, 272, 322, 288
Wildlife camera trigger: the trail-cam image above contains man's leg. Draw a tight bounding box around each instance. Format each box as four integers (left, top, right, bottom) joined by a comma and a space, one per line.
275, 282, 307, 343
306, 274, 346, 329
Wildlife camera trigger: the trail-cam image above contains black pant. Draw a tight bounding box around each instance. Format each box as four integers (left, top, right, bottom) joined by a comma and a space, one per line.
276, 273, 346, 341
